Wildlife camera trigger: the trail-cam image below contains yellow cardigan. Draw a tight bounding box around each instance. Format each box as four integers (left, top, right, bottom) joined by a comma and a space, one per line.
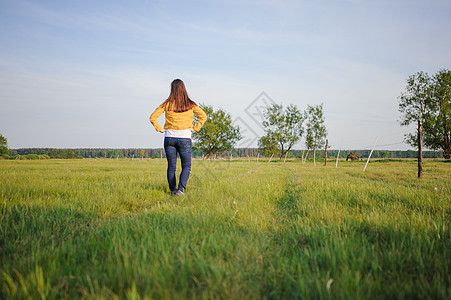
149, 103, 208, 132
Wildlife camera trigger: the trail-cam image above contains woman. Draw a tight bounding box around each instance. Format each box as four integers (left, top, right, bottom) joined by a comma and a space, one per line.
149, 79, 207, 195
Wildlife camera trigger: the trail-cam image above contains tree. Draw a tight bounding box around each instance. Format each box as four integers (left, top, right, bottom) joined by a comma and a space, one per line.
258, 103, 304, 159
49, 149, 59, 159
258, 134, 279, 157
398, 69, 451, 159
304, 103, 327, 161
192, 104, 241, 159
0, 134, 8, 156
64, 149, 76, 159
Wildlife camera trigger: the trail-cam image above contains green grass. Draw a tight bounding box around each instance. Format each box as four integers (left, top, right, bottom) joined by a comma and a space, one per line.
0, 158, 450, 299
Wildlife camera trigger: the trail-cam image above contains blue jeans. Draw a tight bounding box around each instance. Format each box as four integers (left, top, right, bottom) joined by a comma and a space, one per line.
164, 137, 192, 193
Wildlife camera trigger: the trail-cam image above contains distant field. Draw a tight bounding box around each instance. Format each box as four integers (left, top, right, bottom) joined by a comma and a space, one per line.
1, 159, 449, 299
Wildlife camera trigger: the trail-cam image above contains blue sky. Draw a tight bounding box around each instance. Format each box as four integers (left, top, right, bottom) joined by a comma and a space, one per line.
1, 0, 450, 150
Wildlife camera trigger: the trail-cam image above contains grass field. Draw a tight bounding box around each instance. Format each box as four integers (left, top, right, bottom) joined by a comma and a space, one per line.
0, 158, 450, 299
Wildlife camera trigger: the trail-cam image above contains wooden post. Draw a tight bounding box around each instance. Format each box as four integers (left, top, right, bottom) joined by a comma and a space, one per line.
313, 149, 316, 167
302, 150, 309, 164
268, 153, 274, 163
324, 139, 328, 166
363, 137, 378, 172
418, 120, 423, 179
335, 149, 340, 168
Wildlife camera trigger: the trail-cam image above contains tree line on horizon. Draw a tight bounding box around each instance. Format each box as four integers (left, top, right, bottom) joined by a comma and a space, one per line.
2, 147, 443, 160
0, 133, 443, 160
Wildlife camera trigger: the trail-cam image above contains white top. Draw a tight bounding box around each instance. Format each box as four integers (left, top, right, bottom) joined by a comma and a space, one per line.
164, 129, 192, 139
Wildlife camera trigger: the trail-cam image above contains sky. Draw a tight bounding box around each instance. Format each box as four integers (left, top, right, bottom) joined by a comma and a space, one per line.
1, 0, 450, 150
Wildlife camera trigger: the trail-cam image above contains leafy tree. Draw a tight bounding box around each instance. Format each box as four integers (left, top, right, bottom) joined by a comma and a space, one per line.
49, 149, 59, 159
304, 103, 327, 160
258, 104, 304, 159
258, 134, 279, 157
192, 104, 241, 159
427, 69, 451, 158
399, 69, 451, 158
398, 71, 432, 144
64, 149, 76, 159
0, 134, 8, 156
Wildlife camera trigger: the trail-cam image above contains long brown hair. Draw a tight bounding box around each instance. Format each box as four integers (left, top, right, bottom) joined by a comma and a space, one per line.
162, 79, 196, 112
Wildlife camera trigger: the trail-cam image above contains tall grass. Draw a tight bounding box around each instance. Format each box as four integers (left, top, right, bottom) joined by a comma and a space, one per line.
0, 159, 449, 299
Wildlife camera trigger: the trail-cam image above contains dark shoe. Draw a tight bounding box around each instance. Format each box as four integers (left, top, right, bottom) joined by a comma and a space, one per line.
174, 190, 184, 196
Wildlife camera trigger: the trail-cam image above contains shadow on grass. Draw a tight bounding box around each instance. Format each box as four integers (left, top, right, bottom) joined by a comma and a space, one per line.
1, 208, 269, 299
0, 203, 101, 263
1, 199, 449, 299
268, 180, 449, 300
273, 182, 305, 222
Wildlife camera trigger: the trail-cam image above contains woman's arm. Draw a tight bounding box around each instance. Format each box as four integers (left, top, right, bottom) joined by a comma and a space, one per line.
149, 104, 165, 132
192, 105, 208, 132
